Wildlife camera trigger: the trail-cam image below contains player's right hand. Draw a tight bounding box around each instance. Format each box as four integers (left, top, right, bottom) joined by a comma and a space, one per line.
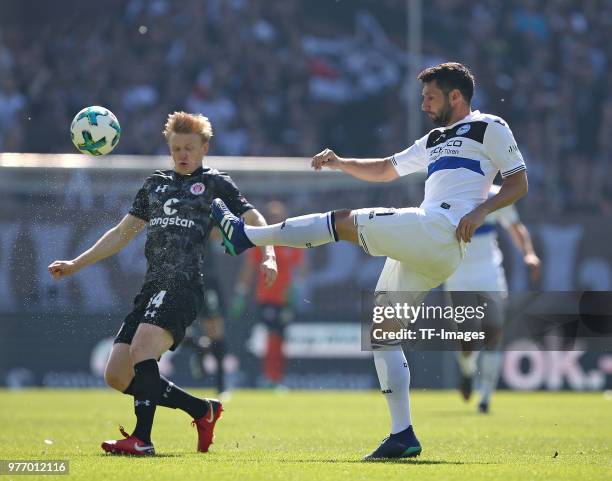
48, 260, 79, 279
311, 148, 342, 171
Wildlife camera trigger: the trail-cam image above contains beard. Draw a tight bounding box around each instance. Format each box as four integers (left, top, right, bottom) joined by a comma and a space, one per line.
431, 99, 453, 126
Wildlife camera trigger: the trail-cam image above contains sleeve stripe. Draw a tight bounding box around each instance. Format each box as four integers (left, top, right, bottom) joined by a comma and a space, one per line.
390, 155, 398, 166
501, 165, 526, 177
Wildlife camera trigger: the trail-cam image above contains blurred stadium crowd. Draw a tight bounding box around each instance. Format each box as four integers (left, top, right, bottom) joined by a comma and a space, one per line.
1, 0, 611, 213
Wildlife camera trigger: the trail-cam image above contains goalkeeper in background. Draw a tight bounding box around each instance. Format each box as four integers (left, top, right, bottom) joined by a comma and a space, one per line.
231, 201, 305, 389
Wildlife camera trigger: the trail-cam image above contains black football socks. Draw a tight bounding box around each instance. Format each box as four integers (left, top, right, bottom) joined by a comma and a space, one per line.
124, 367, 208, 421
158, 376, 207, 419
131, 359, 161, 444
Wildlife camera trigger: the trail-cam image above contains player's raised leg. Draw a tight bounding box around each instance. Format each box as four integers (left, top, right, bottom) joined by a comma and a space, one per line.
211, 198, 359, 255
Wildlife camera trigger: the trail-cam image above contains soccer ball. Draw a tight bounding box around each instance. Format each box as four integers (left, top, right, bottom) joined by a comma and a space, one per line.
70, 106, 121, 155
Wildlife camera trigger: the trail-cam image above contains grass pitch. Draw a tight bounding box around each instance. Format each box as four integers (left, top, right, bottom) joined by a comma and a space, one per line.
0, 389, 611, 481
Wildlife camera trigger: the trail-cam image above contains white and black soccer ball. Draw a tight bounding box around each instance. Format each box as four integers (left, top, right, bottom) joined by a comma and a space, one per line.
70, 106, 121, 155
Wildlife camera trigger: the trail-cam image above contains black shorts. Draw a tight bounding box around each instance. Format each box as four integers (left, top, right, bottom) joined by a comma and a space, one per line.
115, 280, 203, 351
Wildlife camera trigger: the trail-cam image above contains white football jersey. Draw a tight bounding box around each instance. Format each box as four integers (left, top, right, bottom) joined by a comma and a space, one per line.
391, 110, 525, 226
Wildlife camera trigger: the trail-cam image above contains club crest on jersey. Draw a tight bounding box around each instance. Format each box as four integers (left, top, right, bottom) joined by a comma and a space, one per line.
190, 182, 206, 195
456, 124, 471, 136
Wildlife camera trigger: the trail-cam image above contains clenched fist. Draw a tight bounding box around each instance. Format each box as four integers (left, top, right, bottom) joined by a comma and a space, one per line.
48, 260, 80, 279
311, 148, 342, 171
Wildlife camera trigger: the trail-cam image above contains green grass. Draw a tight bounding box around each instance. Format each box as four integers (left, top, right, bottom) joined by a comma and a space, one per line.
1, 389, 611, 481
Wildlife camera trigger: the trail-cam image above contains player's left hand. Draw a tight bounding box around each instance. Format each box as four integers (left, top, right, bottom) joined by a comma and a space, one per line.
261, 257, 278, 287
456, 207, 488, 243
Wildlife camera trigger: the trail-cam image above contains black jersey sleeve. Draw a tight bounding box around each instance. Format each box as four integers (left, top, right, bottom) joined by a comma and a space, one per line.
214, 172, 254, 216
129, 183, 150, 221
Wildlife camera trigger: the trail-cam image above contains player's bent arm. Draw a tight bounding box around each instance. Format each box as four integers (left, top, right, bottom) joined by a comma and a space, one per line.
241, 208, 277, 286
73, 214, 146, 268
456, 171, 528, 243
477, 171, 528, 216
48, 214, 146, 278
311, 148, 398, 182
336, 157, 399, 183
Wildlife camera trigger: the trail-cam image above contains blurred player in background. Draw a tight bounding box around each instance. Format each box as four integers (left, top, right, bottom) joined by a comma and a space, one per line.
231, 201, 305, 389
445, 184, 541, 413
211, 62, 529, 459
48, 112, 277, 456
183, 239, 230, 396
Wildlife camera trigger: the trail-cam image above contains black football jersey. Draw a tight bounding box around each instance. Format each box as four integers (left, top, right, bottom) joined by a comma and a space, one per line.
129, 166, 253, 285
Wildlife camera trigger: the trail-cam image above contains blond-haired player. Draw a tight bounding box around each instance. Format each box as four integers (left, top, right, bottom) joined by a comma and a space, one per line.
49, 112, 277, 455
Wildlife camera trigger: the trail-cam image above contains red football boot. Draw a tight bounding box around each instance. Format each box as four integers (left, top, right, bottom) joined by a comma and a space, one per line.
192, 399, 223, 452
101, 426, 155, 456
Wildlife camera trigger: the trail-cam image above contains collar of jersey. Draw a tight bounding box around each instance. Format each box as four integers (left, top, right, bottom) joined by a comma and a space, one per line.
444, 110, 481, 130
173, 166, 204, 180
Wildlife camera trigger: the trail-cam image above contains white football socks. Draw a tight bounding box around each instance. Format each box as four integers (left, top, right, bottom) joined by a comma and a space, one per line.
244, 212, 337, 248
456, 351, 478, 377
373, 349, 412, 434
479, 351, 502, 404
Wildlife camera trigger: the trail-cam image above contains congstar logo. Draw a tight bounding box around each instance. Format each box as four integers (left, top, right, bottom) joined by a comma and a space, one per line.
163, 198, 179, 215
150, 198, 195, 228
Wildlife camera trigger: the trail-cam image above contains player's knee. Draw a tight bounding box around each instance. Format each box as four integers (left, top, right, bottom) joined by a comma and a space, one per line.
104, 368, 128, 392
333, 209, 352, 219
332, 209, 357, 242
129, 342, 153, 364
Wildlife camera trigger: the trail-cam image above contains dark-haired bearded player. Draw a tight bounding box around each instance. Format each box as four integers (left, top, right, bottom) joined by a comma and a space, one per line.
212, 63, 528, 459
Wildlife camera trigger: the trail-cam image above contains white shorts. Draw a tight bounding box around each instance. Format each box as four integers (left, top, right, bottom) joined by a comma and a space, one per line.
354, 207, 464, 292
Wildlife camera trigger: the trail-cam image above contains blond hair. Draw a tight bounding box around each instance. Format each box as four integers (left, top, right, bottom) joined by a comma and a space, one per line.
163, 111, 213, 144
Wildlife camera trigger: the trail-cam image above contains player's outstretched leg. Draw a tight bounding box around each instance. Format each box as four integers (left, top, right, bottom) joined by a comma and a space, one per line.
210, 199, 255, 255
210, 198, 341, 255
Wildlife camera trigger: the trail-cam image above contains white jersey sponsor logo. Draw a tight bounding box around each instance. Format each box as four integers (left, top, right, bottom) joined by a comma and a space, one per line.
150, 215, 195, 228
150, 198, 195, 228
163, 198, 179, 215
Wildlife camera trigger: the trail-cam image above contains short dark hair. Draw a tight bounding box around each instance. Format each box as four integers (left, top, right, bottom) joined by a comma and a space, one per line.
417, 62, 475, 103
